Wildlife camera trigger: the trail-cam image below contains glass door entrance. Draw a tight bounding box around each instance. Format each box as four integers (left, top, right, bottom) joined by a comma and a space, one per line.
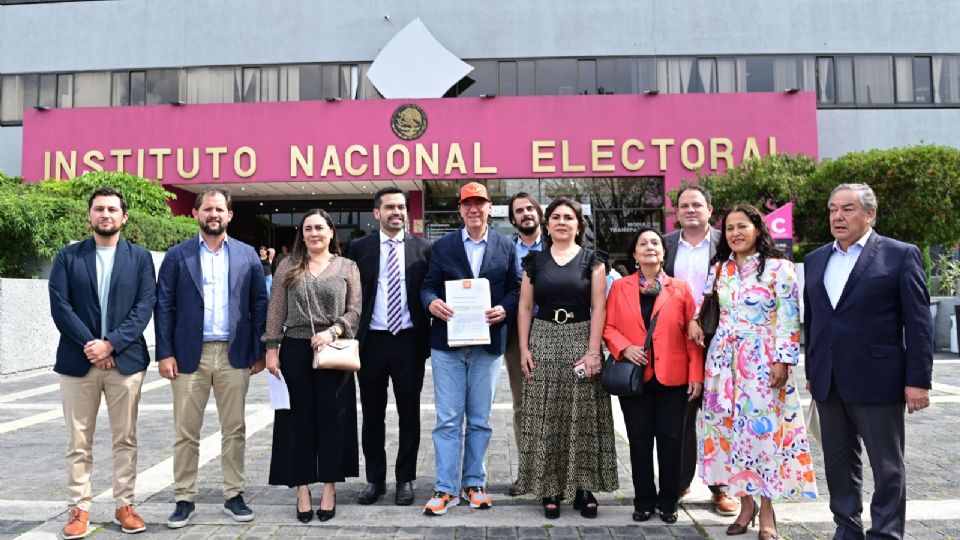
230, 199, 378, 255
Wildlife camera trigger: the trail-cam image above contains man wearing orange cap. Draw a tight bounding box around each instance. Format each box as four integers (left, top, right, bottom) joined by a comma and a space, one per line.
420, 182, 520, 516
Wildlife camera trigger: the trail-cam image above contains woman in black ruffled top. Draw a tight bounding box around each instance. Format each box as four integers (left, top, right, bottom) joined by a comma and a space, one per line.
514, 197, 618, 519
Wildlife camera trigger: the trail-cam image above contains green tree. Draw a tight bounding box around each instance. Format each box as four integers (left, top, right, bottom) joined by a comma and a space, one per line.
797, 145, 960, 258
668, 153, 817, 229
36, 171, 175, 217
0, 173, 196, 277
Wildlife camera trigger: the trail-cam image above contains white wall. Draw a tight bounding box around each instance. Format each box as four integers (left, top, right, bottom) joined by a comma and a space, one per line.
817, 109, 960, 159
1, 0, 958, 73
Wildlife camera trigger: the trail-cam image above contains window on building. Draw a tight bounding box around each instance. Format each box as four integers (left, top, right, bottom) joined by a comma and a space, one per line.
498, 61, 517, 96
145, 69, 183, 105
185, 67, 236, 104
321, 64, 339, 99
835, 56, 855, 104
261, 66, 279, 102
73, 72, 111, 107
854, 56, 894, 105
56, 73, 73, 108
816, 57, 835, 103
657, 58, 719, 94
934, 55, 960, 103
578, 59, 597, 94
597, 59, 616, 94
130, 71, 147, 105
357, 63, 380, 99
896, 56, 933, 104
518, 60, 535, 95
280, 64, 322, 101
38, 73, 57, 109
536, 59, 577, 95
1, 74, 32, 124
456, 60, 497, 97
242, 67, 260, 102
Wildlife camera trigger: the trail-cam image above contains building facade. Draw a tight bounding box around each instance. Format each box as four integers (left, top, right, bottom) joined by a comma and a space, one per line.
1, 0, 959, 260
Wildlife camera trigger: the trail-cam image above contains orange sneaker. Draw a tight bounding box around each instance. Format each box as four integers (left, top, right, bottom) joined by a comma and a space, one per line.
462, 485, 493, 509
62, 507, 90, 539
113, 504, 147, 534
422, 491, 459, 516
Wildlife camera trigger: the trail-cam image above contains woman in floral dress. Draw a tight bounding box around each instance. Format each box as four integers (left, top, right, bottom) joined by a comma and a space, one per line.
695, 204, 817, 540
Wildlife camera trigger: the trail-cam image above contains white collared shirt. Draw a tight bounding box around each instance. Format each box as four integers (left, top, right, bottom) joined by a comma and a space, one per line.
199, 236, 230, 341
674, 230, 712, 306
461, 227, 489, 278
370, 230, 413, 331
823, 229, 872, 308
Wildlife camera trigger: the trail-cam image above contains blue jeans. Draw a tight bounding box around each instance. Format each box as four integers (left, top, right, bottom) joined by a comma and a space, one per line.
430, 347, 503, 495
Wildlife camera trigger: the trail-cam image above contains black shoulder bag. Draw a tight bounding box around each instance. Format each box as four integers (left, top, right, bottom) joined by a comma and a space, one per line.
698, 264, 722, 350
601, 310, 659, 396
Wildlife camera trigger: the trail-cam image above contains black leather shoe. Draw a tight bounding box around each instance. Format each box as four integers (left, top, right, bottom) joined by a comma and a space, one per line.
357, 482, 386, 505
395, 481, 415, 506
660, 510, 678, 524
296, 488, 312, 523
572, 489, 598, 518
632, 509, 654, 522
316, 493, 336, 522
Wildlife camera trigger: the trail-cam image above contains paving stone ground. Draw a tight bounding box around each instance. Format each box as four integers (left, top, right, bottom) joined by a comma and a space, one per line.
1, 353, 959, 539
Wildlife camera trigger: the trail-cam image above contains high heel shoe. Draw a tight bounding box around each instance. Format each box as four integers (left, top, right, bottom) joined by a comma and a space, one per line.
758, 508, 778, 540
316, 491, 336, 522
541, 496, 562, 519
726, 497, 758, 536
296, 488, 313, 523
572, 489, 598, 518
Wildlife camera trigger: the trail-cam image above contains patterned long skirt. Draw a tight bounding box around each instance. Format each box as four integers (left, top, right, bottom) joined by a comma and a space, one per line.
516, 319, 619, 499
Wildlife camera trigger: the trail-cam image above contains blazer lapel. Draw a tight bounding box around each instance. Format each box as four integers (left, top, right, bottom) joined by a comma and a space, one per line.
81, 238, 99, 297
227, 237, 241, 300
402, 233, 417, 298
477, 230, 495, 277
184, 237, 204, 296
835, 233, 880, 311
622, 275, 647, 333
108, 238, 130, 297
455, 227, 474, 276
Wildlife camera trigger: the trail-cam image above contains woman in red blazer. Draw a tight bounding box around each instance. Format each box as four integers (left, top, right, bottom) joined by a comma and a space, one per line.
603, 227, 703, 524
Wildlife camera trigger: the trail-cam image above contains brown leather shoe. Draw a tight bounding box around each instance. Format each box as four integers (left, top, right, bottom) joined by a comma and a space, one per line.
114, 504, 146, 534
508, 482, 522, 497
712, 492, 739, 516
678, 486, 692, 499
62, 507, 90, 539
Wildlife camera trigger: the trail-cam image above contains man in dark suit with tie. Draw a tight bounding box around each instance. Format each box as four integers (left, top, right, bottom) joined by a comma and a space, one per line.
155, 188, 268, 529
349, 187, 432, 506
804, 183, 933, 540
420, 182, 520, 516
49, 187, 156, 539
663, 185, 737, 516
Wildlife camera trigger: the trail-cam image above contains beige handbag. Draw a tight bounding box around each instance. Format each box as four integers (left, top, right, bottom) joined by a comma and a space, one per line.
303, 280, 360, 372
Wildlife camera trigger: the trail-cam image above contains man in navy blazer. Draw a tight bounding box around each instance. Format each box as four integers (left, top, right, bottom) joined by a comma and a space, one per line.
804, 183, 933, 540
420, 182, 519, 516
350, 187, 432, 506
49, 187, 155, 538
155, 188, 268, 528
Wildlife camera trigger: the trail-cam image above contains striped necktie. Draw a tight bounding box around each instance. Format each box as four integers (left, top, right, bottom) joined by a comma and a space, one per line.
386, 239, 402, 335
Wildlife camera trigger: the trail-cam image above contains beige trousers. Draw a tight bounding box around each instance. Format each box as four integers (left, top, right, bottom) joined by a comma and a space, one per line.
171, 341, 251, 502
59, 368, 146, 511
504, 323, 524, 449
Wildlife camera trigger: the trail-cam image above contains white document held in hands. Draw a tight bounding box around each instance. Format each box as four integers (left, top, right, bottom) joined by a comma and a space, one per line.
268, 373, 291, 410
445, 278, 492, 347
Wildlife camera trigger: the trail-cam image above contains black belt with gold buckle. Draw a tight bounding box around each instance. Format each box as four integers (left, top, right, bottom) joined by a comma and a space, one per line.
535, 307, 586, 325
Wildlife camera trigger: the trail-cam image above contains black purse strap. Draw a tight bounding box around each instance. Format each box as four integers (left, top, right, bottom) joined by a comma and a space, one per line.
644, 311, 660, 351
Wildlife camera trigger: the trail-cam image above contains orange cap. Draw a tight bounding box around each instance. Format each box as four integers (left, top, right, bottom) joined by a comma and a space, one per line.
459, 182, 490, 203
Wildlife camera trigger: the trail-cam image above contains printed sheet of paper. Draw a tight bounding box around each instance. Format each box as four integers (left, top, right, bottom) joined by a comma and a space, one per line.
445, 278, 492, 347
268, 373, 291, 410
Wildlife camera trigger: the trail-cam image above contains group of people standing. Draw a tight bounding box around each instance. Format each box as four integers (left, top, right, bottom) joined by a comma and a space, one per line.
49, 179, 932, 540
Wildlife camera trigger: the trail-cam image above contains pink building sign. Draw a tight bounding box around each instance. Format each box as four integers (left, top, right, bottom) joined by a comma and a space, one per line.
21, 92, 817, 195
